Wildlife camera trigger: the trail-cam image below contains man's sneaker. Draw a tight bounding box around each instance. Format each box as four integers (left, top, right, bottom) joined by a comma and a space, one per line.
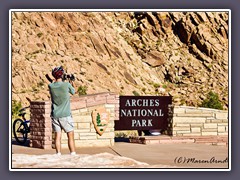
70, 152, 76, 156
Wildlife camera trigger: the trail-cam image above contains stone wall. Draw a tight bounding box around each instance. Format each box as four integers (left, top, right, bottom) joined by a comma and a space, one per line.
29, 92, 119, 149
169, 106, 228, 136
130, 106, 228, 146
30, 97, 228, 149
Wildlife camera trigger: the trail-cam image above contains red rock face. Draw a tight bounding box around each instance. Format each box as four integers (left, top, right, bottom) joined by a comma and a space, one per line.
11, 11, 228, 109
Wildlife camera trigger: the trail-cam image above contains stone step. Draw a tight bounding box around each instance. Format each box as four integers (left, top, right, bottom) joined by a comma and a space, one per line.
129, 135, 228, 146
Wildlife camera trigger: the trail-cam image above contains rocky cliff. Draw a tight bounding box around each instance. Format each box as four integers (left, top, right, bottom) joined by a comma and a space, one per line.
11, 11, 229, 109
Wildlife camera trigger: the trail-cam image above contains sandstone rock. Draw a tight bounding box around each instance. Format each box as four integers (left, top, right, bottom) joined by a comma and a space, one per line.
124, 71, 137, 85
11, 12, 228, 109
142, 50, 165, 67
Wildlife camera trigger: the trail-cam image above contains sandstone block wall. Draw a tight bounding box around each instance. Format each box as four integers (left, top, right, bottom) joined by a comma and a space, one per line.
30, 92, 119, 149
29, 96, 228, 149
169, 106, 228, 137
130, 105, 228, 146
55, 104, 115, 148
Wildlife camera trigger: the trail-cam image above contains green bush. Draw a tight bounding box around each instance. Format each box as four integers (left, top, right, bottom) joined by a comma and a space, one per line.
37, 32, 43, 38
12, 100, 22, 119
77, 85, 87, 96
115, 130, 138, 138
132, 90, 140, 96
162, 84, 167, 89
153, 83, 160, 88
115, 132, 128, 138
200, 91, 223, 110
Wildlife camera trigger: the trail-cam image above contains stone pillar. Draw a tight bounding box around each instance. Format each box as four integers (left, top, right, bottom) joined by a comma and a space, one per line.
29, 101, 52, 149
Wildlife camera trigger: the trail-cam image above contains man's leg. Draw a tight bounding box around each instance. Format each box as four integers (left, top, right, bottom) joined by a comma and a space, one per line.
55, 131, 62, 154
67, 131, 76, 153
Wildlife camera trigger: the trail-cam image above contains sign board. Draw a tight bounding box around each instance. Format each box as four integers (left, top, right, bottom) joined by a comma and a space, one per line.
92, 107, 110, 136
115, 96, 172, 131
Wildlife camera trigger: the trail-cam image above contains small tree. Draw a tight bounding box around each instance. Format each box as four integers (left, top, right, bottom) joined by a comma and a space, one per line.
200, 91, 223, 110
77, 85, 87, 96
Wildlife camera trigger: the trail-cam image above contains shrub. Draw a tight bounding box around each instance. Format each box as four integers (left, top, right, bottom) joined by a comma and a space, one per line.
132, 90, 140, 96
162, 84, 167, 89
77, 85, 87, 96
200, 91, 223, 110
153, 83, 160, 88
32, 86, 39, 93
37, 32, 43, 38
37, 81, 44, 87
115, 130, 138, 138
115, 132, 128, 138
12, 100, 22, 119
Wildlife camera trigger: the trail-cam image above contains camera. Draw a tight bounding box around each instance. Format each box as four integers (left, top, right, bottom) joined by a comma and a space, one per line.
62, 73, 75, 81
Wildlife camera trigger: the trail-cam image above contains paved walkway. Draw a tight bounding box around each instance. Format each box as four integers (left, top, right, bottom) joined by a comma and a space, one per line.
11, 141, 229, 169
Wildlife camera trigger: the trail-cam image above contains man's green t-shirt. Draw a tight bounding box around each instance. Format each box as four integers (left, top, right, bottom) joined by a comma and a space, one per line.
48, 81, 75, 118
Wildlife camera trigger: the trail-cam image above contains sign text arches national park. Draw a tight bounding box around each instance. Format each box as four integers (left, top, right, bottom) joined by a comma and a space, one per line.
115, 96, 172, 131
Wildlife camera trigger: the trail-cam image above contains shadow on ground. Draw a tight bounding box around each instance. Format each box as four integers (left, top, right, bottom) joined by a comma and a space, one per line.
11, 139, 30, 147
114, 137, 130, 142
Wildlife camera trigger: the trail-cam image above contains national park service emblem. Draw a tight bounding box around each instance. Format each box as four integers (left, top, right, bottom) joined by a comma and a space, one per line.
92, 107, 110, 136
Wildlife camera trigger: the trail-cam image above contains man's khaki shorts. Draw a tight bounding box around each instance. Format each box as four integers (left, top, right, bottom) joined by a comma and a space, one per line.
52, 116, 74, 133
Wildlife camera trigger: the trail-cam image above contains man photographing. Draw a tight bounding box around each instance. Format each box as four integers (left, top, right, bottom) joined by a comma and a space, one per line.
48, 66, 76, 155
